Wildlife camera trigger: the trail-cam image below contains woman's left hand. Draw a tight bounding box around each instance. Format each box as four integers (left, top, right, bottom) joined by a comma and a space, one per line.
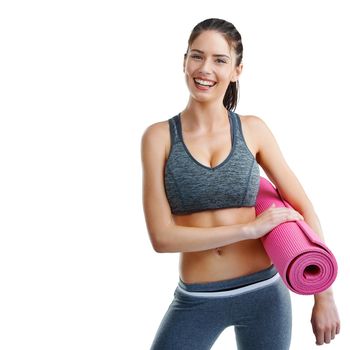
311, 294, 340, 345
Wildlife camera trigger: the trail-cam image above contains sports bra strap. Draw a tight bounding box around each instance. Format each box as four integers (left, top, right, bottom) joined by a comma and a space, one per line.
168, 115, 181, 145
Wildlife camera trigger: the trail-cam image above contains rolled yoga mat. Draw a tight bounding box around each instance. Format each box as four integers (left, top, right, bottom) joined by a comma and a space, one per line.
255, 176, 338, 295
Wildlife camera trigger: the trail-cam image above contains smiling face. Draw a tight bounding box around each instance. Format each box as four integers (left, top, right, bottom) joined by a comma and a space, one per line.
183, 30, 243, 103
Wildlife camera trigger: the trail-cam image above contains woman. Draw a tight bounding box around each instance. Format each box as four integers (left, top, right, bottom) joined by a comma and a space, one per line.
141, 18, 340, 349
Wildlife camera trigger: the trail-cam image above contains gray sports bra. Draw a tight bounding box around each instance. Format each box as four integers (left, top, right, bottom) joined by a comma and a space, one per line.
164, 110, 260, 215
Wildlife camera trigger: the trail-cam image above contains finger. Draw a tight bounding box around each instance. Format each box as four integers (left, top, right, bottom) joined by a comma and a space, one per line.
294, 210, 304, 220
331, 327, 336, 340
336, 322, 341, 334
324, 329, 332, 344
290, 208, 304, 219
274, 207, 302, 218
283, 210, 303, 221
315, 330, 324, 346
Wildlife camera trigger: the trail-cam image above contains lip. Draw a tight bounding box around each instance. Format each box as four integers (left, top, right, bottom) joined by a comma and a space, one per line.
193, 78, 217, 90
193, 78, 217, 91
193, 77, 217, 83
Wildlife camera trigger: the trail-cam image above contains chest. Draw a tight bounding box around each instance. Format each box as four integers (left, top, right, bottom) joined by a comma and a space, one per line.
163, 111, 260, 215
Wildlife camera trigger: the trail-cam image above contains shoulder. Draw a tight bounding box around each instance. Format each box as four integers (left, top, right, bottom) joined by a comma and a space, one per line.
141, 118, 171, 155
236, 113, 267, 130
236, 114, 272, 140
141, 116, 172, 141
236, 112, 269, 138
142, 119, 168, 140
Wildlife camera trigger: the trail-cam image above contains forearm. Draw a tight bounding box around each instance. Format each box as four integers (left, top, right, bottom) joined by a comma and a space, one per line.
300, 207, 326, 242
155, 222, 251, 253
300, 208, 335, 301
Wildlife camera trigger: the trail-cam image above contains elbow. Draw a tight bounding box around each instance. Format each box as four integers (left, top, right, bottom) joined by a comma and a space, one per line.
149, 230, 168, 253
148, 222, 176, 253
153, 244, 166, 253
153, 241, 172, 253
151, 239, 165, 253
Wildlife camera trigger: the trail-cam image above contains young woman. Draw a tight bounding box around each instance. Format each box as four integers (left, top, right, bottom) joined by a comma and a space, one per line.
141, 18, 340, 349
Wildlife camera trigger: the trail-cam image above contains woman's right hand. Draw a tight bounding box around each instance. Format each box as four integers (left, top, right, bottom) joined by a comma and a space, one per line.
248, 203, 304, 239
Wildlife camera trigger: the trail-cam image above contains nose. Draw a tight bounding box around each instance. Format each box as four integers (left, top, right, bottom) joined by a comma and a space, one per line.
198, 57, 213, 75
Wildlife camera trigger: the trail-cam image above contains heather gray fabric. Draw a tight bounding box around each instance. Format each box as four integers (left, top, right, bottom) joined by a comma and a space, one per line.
150, 265, 292, 350
164, 110, 260, 215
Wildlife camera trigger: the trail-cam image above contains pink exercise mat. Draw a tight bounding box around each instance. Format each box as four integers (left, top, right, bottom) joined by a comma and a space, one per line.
255, 177, 338, 295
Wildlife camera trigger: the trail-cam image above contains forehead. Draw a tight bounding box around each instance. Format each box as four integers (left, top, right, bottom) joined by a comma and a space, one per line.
190, 30, 233, 56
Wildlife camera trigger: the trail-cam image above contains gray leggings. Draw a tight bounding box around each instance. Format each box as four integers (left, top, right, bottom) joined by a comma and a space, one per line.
150, 265, 292, 350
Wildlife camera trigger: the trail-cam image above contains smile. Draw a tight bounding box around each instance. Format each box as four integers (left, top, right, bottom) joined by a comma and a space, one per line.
193, 78, 217, 87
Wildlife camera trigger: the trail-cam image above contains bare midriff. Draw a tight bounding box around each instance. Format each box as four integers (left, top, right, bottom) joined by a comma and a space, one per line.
173, 206, 272, 284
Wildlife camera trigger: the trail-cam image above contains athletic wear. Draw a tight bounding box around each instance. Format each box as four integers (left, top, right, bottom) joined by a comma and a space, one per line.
164, 110, 260, 215
155, 112, 292, 348
150, 265, 292, 350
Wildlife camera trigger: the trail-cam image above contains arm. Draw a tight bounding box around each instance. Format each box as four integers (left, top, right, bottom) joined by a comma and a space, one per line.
249, 114, 340, 345
298, 209, 341, 344
150, 222, 250, 253
141, 121, 250, 253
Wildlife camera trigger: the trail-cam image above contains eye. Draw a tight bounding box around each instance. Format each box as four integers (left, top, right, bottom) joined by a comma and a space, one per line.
190, 55, 227, 64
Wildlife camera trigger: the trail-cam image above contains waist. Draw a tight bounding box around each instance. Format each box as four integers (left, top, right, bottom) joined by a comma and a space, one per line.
177, 265, 279, 297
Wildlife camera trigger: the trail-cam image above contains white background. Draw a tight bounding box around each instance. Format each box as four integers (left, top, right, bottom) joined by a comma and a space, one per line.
0, 0, 349, 349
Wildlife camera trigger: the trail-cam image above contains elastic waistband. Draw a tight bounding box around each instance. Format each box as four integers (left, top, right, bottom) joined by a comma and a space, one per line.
177, 265, 279, 298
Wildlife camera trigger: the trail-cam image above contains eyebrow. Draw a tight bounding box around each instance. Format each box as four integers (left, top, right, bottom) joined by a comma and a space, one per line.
190, 49, 231, 59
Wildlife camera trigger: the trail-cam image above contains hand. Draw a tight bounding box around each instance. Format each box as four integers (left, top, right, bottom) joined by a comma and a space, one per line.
311, 294, 340, 345
248, 203, 304, 239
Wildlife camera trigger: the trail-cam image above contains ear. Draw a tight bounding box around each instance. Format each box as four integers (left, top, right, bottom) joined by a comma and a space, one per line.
183, 53, 187, 73
231, 63, 243, 82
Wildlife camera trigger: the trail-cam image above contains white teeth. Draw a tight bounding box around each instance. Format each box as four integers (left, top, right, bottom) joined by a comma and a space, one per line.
194, 78, 216, 86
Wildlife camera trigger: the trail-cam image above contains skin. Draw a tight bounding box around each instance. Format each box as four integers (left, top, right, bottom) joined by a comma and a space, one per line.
141, 29, 340, 346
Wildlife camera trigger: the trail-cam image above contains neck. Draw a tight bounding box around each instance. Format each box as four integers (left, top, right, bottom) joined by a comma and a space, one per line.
181, 98, 229, 131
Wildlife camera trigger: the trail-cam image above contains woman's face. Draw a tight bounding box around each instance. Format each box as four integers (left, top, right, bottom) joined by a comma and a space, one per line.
183, 30, 243, 102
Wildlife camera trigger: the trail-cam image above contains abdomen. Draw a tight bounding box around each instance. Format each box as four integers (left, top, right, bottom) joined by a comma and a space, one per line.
174, 206, 272, 283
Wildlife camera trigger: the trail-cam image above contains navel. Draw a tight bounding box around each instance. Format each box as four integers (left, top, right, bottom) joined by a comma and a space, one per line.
215, 248, 223, 256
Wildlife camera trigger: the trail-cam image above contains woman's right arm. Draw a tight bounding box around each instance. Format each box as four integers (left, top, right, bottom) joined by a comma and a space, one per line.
141, 122, 303, 253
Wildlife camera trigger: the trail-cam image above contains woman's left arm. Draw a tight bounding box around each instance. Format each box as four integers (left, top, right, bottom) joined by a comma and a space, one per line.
244, 114, 341, 346
300, 211, 341, 345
